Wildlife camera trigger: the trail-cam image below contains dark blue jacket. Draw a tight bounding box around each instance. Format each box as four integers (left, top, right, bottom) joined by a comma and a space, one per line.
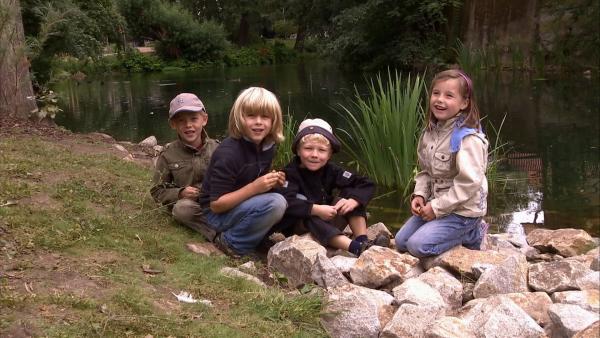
199, 137, 275, 209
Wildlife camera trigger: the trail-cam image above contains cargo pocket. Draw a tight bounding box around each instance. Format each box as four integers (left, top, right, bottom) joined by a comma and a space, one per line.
433, 152, 451, 173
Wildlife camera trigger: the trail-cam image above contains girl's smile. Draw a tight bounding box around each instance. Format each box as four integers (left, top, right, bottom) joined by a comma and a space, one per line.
430, 78, 469, 122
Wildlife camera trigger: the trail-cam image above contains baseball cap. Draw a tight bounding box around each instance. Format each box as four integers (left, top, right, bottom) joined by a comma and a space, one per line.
168, 93, 205, 119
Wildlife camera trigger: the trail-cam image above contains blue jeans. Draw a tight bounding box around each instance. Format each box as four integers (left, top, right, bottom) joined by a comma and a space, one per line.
204, 193, 287, 255
394, 214, 482, 257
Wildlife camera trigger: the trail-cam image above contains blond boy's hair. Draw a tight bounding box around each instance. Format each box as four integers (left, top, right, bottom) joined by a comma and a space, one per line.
228, 87, 284, 144
299, 133, 331, 149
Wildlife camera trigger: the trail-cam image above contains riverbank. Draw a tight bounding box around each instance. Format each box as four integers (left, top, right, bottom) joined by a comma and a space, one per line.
1, 118, 598, 337
0, 117, 324, 336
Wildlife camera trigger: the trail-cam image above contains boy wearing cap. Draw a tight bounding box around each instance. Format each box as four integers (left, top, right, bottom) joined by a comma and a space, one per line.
274, 118, 385, 256
150, 93, 219, 241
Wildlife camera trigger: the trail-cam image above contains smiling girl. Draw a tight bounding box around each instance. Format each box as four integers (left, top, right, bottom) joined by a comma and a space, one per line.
394, 69, 489, 257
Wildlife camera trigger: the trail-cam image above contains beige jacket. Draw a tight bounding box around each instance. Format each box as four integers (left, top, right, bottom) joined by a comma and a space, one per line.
413, 115, 488, 218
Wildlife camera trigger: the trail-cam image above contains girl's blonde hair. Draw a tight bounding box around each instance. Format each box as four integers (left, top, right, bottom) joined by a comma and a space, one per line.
228, 87, 284, 144
426, 69, 481, 130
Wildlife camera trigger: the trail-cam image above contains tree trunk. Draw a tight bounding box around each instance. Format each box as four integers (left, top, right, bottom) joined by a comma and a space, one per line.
0, 0, 37, 118
236, 12, 250, 46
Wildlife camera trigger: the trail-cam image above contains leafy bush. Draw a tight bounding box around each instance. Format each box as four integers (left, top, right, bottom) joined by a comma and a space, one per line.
273, 19, 296, 38
120, 51, 164, 72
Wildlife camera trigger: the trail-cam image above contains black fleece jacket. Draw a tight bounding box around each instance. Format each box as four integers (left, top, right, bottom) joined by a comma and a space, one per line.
278, 156, 375, 218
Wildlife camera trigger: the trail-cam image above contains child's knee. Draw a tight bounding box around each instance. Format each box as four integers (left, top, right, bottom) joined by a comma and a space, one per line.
405, 237, 430, 258
172, 199, 198, 222
394, 232, 409, 252
267, 193, 287, 214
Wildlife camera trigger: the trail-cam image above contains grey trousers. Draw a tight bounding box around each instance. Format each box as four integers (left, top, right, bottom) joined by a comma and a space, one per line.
172, 199, 217, 242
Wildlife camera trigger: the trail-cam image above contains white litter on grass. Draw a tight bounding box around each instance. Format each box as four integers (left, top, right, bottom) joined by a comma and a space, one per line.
171, 291, 212, 306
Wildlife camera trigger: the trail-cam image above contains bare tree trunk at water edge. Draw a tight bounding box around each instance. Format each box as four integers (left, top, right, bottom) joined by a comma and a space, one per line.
0, 0, 37, 118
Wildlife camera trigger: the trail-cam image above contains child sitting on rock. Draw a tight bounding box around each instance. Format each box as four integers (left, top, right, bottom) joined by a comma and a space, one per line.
150, 93, 219, 241
274, 118, 388, 256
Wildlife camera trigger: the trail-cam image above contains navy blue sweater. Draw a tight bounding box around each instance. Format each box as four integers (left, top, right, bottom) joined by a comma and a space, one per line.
199, 137, 275, 209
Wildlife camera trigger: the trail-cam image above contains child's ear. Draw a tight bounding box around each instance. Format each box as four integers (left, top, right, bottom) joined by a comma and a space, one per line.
460, 97, 469, 110
201, 114, 208, 127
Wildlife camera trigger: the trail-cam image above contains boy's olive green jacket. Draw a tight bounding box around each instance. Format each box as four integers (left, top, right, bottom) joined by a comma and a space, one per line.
414, 115, 488, 218
150, 135, 219, 207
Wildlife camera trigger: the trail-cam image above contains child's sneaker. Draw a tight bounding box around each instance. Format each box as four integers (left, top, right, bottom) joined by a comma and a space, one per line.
479, 220, 489, 251
214, 233, 241, 259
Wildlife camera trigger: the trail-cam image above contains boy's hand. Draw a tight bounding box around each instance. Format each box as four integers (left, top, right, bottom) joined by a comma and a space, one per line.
410, 196, 426, 216
253, 171, 284, 193
180, 186, 200, 200
333, 198, 359, 215
312, 204, 337, 220
419, 203, 435, 221
273, 170, 286, 187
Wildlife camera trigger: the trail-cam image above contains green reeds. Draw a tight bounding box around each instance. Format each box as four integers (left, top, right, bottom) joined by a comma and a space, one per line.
336, 69, 425, 195
485, 114, 509, 192
273, 112, 298, 169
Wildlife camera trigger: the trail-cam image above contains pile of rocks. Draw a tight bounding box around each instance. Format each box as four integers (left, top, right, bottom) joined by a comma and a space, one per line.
266, 224, 599, 338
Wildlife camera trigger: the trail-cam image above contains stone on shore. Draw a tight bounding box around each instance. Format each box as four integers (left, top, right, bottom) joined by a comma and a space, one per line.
267, 235, 327, 288
461, 295, 545, 337
422, 246, 511, 279
423, 316, 476, 338
311, 253, 348, 289
380, 303, 446, 338
552, 290, 599, 313
473, 254, 529, 298
528, 260, 589, 293
527, 228, 597, 258
547, 303, 599, 337
349, 246, 418, 289
417, 266, 463, 310
320, 283, 394, 338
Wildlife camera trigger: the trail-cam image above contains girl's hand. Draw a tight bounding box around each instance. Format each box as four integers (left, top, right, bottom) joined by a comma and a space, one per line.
410, 196, 425, 216
179, 186, 200, 200
334, 198, 359, 215
253, 171, 283, 193
312, 204, 337, 220
419, 203, 435, 221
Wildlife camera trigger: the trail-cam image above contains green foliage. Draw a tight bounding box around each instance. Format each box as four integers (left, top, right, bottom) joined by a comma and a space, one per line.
484, 114, 510, 193
120, 51, 164, 72
337, 70, 426, 194
32, 89, 62, 120
224, 42, 297, 66
273, 113, 298, 169
273, 19, 296, 38
327, 0, 462, 70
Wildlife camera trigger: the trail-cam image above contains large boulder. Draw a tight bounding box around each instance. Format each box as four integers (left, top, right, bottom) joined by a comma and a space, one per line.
423, 316, 477, 338
547, 303, 599, 337
422, 246, 511, 279
502, 292, 553, 327
528, 260, 589, 293
417, 267, 463, 310
320, 283, 394, 338
473, 255, 529, 298
576, 271, 600, 290
329, 255, 357, 275
381, 303, 446, 338
461, 296, 545, 337
267, 235, 327, 288
573, 321, 600, 338
392, 278, 447, 310
526, 228, 597, 258
552, 290, 600, 313
311, 254, 348, 290
349, 246, 418, 289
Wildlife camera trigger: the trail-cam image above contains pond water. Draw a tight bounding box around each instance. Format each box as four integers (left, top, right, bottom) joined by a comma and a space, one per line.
52, 61, 600, 236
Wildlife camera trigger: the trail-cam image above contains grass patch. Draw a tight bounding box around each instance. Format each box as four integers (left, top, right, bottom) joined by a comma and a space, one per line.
0, 134, 325, 336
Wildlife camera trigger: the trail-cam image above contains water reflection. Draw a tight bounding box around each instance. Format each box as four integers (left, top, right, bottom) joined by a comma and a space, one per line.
52, 63, 599, 236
